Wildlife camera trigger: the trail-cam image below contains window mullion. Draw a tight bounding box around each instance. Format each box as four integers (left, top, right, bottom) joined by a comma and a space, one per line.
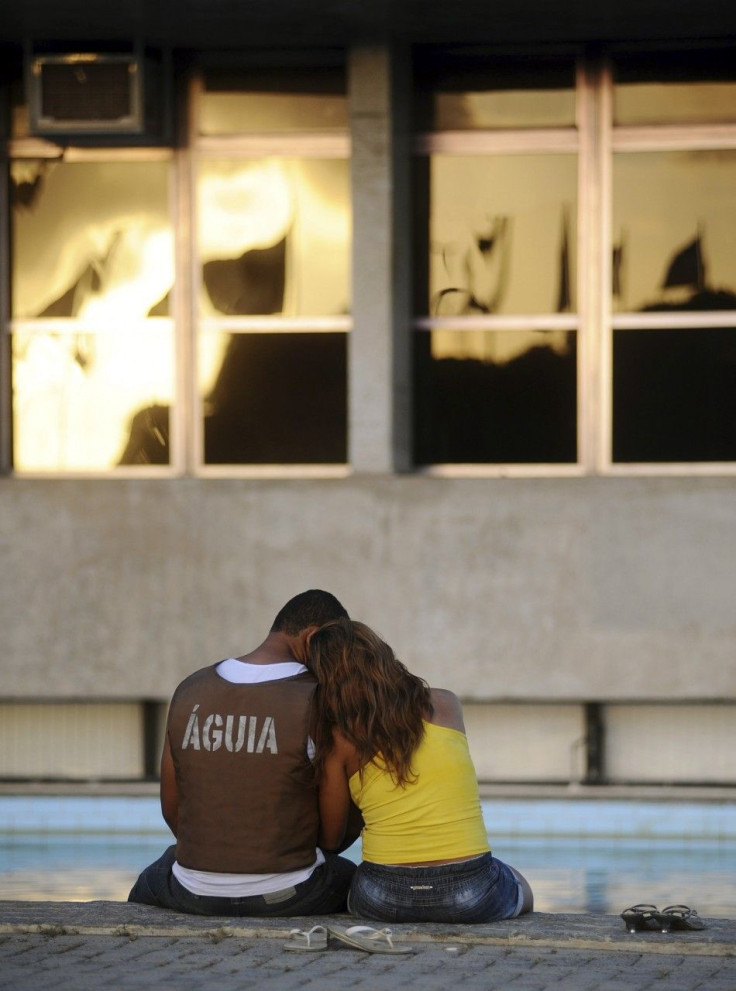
592, 59, 614, 473
172, 69, 197, 476
576, 57, 607, 473
187, 69, 205, 473
0, 136, 10, 473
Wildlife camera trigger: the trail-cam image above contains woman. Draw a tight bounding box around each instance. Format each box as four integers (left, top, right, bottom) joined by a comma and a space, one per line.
307, 617, 533, 923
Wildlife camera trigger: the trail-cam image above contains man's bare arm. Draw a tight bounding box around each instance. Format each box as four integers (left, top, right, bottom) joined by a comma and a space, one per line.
160, 735, 179, 837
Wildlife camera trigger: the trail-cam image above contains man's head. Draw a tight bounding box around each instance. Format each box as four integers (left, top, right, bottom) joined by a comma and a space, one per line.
270, 589, 348, 637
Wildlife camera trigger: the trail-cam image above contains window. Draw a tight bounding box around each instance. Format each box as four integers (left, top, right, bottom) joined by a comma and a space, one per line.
413, 53, 579, 468
413, 47, 736, 472
6, 47, 736, 476
5, 58, 350, 474
609, 51, 736, 466
10, 156, 175, 471
193, 65, 351, 468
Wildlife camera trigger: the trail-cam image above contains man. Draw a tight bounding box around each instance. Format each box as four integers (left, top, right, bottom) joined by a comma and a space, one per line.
128, 589, 357, 916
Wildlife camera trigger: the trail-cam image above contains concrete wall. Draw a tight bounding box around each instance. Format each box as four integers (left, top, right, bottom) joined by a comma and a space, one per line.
2, 475, 735, 704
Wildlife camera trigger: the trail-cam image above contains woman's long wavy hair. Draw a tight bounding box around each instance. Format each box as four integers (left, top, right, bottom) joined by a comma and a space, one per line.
307, 618, 433, 787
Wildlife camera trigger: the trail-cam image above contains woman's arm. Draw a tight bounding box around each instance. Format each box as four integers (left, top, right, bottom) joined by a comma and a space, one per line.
317, 730, 357, 852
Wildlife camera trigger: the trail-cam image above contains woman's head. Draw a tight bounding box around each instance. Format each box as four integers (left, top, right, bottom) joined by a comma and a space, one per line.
307, 617, 432, 786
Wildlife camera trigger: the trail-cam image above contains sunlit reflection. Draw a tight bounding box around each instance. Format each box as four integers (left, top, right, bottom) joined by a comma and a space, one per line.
613, 151, 736, 313
196, 157, 350, 463
12, 326, 174, 471
434, 88, 575, 130
200, 92, 348, 135
615, 82, 736, 126
429, 155, 577, 316
11, 160, 174, 471
197, 158, 351, 320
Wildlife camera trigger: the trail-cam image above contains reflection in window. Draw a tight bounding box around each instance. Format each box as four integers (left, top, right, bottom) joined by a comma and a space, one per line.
197, 158, 351, 318
413, 330, 577, 464
613, 327, 736, 462
11, 161, 172, 319
614, 51, 736, 126
612, 152, 736, 313
13, 326, 174, 470
10, 160, 174, 471
424, 155, 577, 317
415, 56, 576, 130
200, 67, 347, 135
201, 332, 347, 464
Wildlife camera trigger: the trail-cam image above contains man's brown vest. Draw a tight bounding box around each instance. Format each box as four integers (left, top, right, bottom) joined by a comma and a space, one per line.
167, 665, 319, 874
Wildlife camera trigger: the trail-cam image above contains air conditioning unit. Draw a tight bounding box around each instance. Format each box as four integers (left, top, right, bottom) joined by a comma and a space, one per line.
27, 52, 144, 135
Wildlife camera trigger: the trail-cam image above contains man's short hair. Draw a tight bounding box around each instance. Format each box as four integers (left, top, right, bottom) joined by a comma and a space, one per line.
271, 589, 348, 636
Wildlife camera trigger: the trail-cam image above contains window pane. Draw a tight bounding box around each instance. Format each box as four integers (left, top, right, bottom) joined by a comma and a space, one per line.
612, 327, 736, 462
12, 324, 174, 470
425, 155, 577, 316
413, 330, 577, 464
200, 67, 347, 135
614, 51, 736, 125
612, 152, 736, 314
200, 332, 347, 464
415, 56, 576, 130
197, 158, 351, 317
11, 160, 173, 319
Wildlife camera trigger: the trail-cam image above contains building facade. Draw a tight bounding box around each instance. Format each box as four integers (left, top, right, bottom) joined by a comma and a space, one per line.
1, 0, 736, 786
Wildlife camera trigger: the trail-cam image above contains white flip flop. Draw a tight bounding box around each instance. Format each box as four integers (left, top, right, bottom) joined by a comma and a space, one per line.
283, 924, 329, 952
327, 924, 415, 954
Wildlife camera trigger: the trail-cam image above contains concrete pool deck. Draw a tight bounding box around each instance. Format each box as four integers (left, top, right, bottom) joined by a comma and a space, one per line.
1, 901, 734, 990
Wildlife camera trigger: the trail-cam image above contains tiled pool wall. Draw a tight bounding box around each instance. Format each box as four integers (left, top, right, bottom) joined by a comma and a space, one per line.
482, 800, 736, 843
2, 796, 735, 914
2, 796, 735, 842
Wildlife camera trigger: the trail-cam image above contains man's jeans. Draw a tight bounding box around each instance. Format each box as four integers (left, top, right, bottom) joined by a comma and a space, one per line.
128, 845, 356, 917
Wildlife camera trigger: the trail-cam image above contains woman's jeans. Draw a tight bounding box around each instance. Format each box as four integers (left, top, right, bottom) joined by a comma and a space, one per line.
348, 852, 524, 924
128, 844, 356, 917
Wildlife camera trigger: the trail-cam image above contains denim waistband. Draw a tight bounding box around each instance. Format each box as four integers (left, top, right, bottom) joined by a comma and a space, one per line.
362, 853, 491, 879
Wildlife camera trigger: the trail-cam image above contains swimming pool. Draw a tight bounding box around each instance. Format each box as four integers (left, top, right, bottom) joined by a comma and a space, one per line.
1, 796, 735, 917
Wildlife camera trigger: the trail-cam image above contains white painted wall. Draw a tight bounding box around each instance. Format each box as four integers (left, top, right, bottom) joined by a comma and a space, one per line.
605, 705, 736, 784
0, 703, 144, 779
464, 703, 586, 781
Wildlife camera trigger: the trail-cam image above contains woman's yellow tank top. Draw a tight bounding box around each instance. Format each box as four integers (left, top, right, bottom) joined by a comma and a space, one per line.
349, 721, 491, 864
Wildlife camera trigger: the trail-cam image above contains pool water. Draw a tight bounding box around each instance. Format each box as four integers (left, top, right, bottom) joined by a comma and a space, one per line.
1, 797, 735, 917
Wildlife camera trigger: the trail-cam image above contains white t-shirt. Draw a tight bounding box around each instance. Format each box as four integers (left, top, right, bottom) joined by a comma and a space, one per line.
172, 659, 324, 897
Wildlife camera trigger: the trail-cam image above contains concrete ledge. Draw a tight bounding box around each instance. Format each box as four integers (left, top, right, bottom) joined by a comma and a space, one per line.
1, 902, 733, 957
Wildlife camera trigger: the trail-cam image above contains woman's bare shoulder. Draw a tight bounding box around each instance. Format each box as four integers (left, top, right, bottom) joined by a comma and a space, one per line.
331, 727, 357, 756
428, 688, 466, 732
